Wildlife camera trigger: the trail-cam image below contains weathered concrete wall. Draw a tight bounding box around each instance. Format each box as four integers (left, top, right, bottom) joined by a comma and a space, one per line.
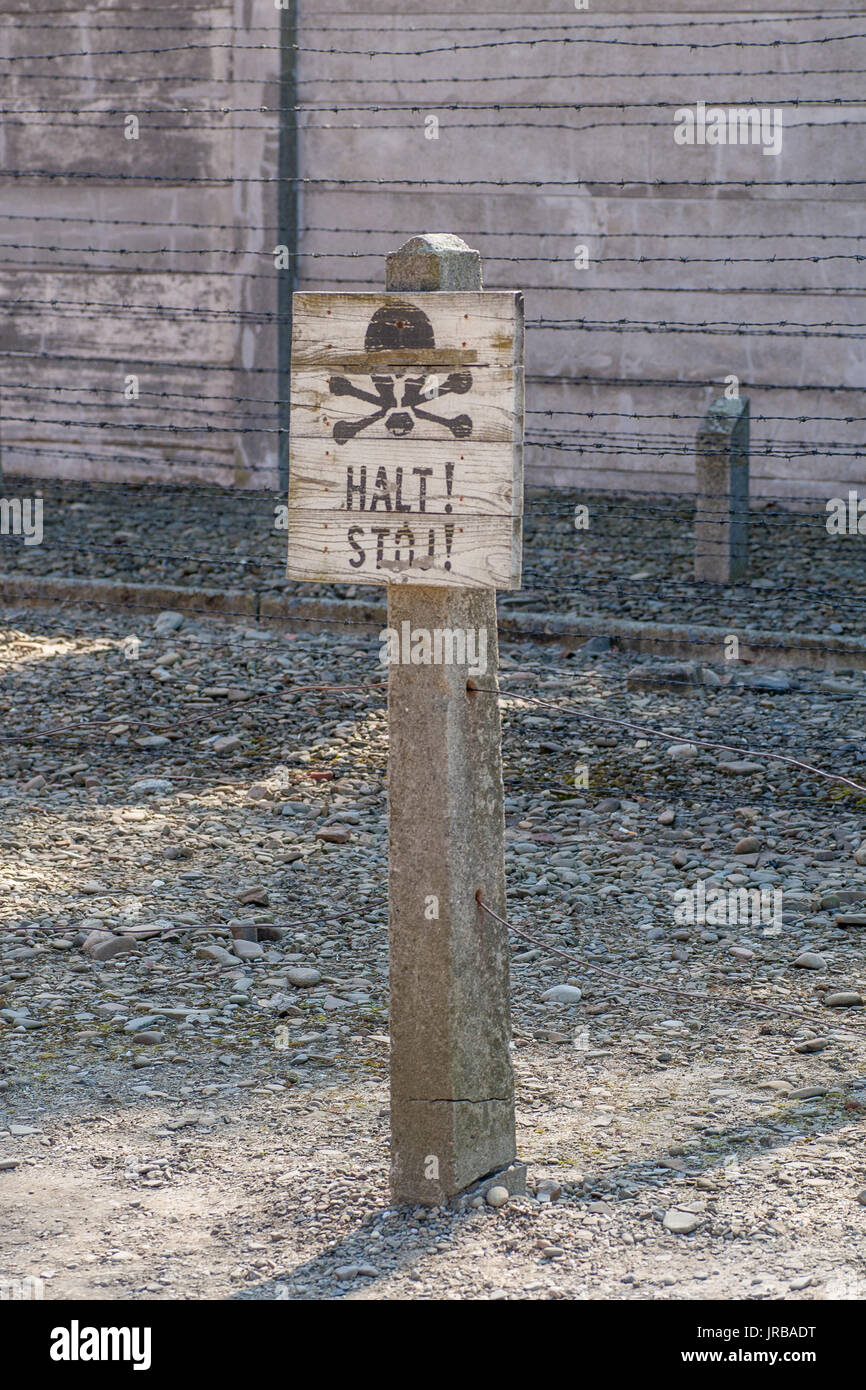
1, 1, 862, 500
0, 0, 281, 489
296, 0, 866, 500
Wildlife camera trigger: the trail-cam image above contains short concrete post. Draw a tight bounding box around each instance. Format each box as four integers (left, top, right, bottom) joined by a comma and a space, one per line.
694, 396, 750, 583
385, 235, 521, 1205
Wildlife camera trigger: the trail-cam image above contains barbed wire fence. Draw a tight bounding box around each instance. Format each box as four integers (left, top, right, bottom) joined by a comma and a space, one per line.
0, 5, 865, 1028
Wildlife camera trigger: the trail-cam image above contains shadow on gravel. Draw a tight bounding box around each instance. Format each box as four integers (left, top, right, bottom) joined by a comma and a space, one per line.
230, 1092, 863, 1300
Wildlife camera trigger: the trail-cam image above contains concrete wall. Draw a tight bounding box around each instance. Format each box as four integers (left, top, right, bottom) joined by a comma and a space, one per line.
1, 1, 863, 499
0, 0, 281, 489
296, 1, 866, 500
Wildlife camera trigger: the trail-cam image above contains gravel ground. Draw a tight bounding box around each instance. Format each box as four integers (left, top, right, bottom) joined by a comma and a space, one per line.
0, 476, 862, 636
1, 598, 865, 1301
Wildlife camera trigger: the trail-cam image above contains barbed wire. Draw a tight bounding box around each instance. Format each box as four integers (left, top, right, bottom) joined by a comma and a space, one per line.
475, 901, 824, 1020
6, 29, 866, 59
5, 170, 866, 188
3, 10, 860, 32
4, 241, 866, 267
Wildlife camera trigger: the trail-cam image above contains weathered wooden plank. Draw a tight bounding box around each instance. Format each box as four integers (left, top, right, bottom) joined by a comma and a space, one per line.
290, 364, 521, 444
291, 292, 523, 369
288, 438, 518, 515
286, 511, 522, 588
288, 287, 524, 586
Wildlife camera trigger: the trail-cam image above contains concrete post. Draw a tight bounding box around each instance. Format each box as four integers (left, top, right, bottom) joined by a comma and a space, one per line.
385, 234, 522, 1206
694, 396, 750, 583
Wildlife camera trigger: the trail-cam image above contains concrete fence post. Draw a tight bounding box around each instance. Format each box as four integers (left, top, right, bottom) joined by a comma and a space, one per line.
384, 234, 523, 1205
694, 396, 750, 583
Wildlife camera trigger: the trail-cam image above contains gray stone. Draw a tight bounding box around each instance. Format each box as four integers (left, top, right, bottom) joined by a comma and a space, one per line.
130, 778, 174, 796
213, 735, 242, 754
132, 1031, 165, 1045
663, 1208, 702, 1234
793, 953, 826, 970
316, 826, 350, 844
83, 934, 137, 963
824, 992, 863, 1007
734, 836, 761, 855
154, 610, 184, 634
485, 1185, 509, 1208
286, 967, 321, 988
542, 984, 582, 1004
194, 945, 236, 966
233, 939, 264, 961
667, 743, 698, 762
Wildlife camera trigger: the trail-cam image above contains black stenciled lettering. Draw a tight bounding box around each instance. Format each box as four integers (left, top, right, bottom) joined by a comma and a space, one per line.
369, 465, 393, 512
347, 525, 366, 568
346, 466, 367, 510
371, 526, 389, 567
395, 467, 412, 513
394, 527, 415, 566
413, 467, 433, 512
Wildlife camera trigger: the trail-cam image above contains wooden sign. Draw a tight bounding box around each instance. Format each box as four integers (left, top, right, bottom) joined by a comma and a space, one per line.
286, 292, 524, 588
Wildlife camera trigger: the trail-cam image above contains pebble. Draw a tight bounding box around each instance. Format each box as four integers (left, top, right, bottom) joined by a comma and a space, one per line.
667, 743, 698, 763
286, 967, 322, 988
130, 778, 174, 795
824, 992, 863, 1008
485, 1186, 509, 1208
542, 985, 582, 1004
316, 826, 351, 844
132, 1031, 165, 1045
154, 610, 184, 634
233, 940, 264, 961
794, 1038, 832, 1053
788, 1086, 827, 1100
83, 934, 137, 963
334, 1264, 378, 1279
793, 953, 826, 970
663, 1209, 701, 1234
213, 735, 242, 754
238, 885, 269, 906
194, 945, 236, 966
734, 836, 761, 855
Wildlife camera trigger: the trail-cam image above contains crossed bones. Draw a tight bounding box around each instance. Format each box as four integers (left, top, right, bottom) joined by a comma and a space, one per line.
328, 370, 474, 445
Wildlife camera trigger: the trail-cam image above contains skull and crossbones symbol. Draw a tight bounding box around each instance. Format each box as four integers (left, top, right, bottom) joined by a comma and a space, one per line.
328, 302, 473, 445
